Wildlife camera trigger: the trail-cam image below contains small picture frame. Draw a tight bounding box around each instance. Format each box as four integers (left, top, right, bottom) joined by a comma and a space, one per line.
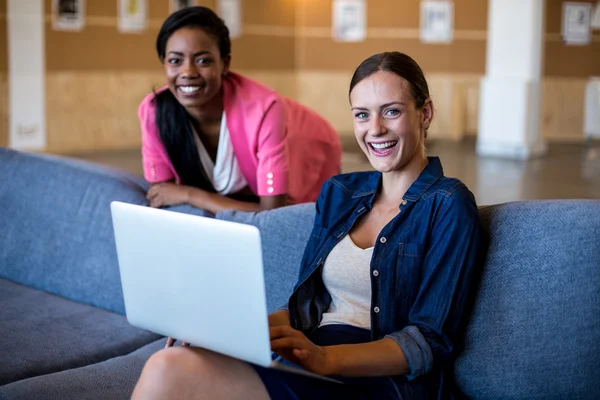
118, 0, 148, 33
52, 0, 85, 31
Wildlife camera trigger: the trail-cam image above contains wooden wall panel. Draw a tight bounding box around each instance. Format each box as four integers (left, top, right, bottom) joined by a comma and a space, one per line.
298, 38, 486, 73
231, 36, 296, 69
544, 0, 600, 77
296, 0, 487, 73
454, 0, 488, 30
45, 25, 162, 71
545, 41, 600, 77
244, 0, 296, 26
298, 0, 487, 30
0, 0, 6, 73
44, 0, 295, 72
45, 71, 164, 153
540, 78, 588, 141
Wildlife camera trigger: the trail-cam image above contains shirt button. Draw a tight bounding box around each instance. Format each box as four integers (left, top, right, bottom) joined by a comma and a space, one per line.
374, 306, 380, 313
373, 270, 379, 277
267, 187, 274, 194
402, 200, 407, 206
380, 237, 387, 244
267, 179, 273, 185
267, 172, 274, 179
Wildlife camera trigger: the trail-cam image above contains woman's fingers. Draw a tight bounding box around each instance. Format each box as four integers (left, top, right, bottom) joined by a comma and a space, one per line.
165, 337, 176, 348
269, 325, 302, 340
271, 337, 303, 350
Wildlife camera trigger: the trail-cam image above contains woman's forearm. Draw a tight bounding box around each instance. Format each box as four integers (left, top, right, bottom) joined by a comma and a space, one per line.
186, 187, 262, 214
184, 186, 287, 214
325, 338, 410, 377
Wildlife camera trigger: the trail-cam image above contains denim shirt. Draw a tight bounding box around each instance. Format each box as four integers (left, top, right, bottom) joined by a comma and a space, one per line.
284, 157, 483, 383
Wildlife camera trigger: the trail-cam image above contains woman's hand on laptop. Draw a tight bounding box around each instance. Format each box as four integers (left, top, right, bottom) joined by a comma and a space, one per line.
270, 326, 332, 376
268, 310, 291, 328
164, 337, 190, 348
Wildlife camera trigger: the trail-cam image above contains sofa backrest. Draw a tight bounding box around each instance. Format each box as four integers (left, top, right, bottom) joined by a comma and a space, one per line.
217, 203, 316, 312
0, 149, 212, 314
0, 148, 150, 314
454, 200, 600, 399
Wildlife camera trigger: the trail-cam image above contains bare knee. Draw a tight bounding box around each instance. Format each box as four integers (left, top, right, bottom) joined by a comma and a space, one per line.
132, 347, 269, 400
132, 347, 204, 400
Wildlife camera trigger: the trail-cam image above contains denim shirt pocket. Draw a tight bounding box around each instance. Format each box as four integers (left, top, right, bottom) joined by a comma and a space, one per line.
396, 242, 425, 300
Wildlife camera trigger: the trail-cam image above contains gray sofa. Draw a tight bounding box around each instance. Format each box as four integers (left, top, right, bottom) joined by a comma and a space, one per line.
0, 147, 598, 399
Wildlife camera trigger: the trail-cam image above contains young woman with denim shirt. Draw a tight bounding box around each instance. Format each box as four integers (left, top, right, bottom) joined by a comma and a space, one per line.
140, 7, 341, 214
132, 52, 483, 399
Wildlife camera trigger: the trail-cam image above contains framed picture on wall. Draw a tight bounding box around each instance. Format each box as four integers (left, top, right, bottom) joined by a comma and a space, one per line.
52, 0, 85, 31
562, 2, 592, 45
118, 0, 148, 33
170, 0, 199, 14
332, 0, 366, 42
420, 0, 454, 44
217, 0, 242, 39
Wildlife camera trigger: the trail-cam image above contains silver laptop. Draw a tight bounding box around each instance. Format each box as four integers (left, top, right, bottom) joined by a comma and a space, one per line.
110, 201, 340, 383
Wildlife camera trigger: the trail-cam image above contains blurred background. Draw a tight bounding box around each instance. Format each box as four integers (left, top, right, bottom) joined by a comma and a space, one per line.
0, 0, 599, 204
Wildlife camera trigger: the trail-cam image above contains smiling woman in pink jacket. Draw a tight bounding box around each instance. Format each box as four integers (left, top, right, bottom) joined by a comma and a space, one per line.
139, 7, 342, 214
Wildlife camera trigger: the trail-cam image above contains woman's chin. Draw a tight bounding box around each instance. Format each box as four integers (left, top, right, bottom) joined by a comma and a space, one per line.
369, 159, 397, 173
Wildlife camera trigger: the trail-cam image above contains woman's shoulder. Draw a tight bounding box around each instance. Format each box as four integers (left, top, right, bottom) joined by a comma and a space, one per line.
224, 72, 280, 104
427, 176, 479, 217
316, 172, 380, 207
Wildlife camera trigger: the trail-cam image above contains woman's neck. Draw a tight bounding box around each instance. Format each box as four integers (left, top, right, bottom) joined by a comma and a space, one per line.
378, 152, 428, 208
185, 89, 224, 127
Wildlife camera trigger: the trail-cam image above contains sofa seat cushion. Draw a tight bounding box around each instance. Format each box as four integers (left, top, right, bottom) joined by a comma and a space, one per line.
0, 339, 165, 400
0, 279, 160, 386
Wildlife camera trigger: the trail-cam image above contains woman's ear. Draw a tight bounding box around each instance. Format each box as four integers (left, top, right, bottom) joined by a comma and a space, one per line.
421, 99, 434, 131
222, 55, 232, 76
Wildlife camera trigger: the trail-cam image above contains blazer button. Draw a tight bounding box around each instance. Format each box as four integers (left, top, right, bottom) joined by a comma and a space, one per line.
379, 237, 387, 244
402, 200, 408, 206
373, 270, 379, 277
374, 306, 380, 313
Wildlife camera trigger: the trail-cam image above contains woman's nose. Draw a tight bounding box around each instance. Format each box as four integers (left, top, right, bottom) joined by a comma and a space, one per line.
369, 116, 387, 136
181, 60, 197, 78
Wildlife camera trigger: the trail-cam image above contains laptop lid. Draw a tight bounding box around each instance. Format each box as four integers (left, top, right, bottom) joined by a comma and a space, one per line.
110, 201, 272, 367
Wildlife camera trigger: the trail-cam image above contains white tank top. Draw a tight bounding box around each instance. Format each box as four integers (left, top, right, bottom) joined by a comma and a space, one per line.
193, 112, 248, 195
319, 234, 374, 330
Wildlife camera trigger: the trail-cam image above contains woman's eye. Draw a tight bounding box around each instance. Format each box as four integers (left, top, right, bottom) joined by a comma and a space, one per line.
354, 112, 368, 119
385, 109, 400, 117
167, 59, 180, 65
196, 58, 212, 65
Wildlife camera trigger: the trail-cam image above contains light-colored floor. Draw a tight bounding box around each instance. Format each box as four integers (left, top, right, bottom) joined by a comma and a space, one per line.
69, 138, 600, 206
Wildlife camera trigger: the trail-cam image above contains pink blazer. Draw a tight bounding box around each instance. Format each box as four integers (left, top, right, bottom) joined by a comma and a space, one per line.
139, 72, 342, 204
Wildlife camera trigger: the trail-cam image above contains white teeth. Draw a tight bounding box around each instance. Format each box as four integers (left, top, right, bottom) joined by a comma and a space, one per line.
180, 86, 200, 93
371, 141, 397, 150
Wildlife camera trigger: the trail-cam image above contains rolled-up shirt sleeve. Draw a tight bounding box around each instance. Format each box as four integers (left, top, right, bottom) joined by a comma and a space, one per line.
385, 187, 483, 380
255, 99, 289, 197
